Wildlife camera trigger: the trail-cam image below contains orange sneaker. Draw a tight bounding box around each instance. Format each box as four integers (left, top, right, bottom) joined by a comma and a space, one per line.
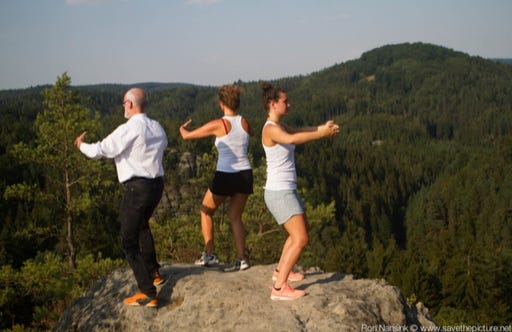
272, 269, 304, 282
270, 283, 306, 301
123, 292, 158, 307
153, 271, 165, 286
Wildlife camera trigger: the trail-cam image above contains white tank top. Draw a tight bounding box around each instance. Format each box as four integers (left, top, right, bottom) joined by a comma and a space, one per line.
214, 115, 251, 172
262, 120, 297, 190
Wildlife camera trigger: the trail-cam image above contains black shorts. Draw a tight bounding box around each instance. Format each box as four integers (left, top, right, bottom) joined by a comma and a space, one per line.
210, 170, 253, 196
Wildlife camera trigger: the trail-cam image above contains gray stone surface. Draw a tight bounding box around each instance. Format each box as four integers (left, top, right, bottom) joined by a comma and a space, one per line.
55, 264, 437, 331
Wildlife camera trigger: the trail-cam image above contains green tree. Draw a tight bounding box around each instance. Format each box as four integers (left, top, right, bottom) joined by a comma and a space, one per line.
323, 219, 368, 277
5, 73, 101, 268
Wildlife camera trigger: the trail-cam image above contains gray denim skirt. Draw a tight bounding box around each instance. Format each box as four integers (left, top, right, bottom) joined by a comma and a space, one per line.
264, 189, 305, 225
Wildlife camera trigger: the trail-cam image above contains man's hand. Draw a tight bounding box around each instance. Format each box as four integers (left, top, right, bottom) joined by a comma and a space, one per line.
75, 131, 87, 149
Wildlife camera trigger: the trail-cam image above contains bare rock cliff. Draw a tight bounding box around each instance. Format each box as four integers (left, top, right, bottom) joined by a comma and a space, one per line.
55, 264, 437, 331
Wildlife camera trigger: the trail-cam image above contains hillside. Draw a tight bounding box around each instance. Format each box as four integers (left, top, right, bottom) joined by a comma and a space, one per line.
1, 42, 512, 329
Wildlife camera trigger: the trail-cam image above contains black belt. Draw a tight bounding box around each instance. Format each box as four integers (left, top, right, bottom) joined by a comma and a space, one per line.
123, 176, 163, 184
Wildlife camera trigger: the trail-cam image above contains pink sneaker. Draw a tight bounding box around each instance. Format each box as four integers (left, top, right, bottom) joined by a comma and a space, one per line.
270, 283, 306, 301
272, 269, 304, 282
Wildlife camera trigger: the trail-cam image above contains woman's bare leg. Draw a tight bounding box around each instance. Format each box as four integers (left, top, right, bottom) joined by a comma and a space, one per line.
200, 189, 226, 254
228, 193, 249, 259
274, 214, 309, 289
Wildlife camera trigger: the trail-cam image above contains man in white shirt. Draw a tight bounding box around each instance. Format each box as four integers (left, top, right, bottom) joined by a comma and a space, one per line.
75, 88, 167, 307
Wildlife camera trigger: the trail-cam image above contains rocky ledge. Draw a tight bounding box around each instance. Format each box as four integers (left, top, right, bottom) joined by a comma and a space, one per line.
55, 264, 437, 331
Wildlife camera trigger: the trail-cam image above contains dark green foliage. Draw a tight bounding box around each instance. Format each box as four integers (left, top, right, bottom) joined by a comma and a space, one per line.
1, 43, 512, 327
0, 252, 123, 330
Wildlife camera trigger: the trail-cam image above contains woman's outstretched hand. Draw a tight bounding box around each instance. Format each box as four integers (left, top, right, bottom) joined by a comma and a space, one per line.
320, 120, 340, 137
180, 119, 192, 129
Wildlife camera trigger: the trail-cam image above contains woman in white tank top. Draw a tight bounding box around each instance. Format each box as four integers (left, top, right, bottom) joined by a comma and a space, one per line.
261, 82, 339, 300
180, 85, 254, 271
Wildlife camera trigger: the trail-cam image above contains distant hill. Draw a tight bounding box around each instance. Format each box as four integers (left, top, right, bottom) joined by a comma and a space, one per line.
2, 41, 512, 149
252, 42, 512, 144
491, 58, 512, 65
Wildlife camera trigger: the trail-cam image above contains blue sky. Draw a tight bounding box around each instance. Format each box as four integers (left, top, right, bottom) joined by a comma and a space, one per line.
1, 0, 511, 90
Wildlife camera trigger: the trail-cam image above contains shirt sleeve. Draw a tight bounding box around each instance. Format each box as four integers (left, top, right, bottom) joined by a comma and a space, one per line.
79, 123, 137, 159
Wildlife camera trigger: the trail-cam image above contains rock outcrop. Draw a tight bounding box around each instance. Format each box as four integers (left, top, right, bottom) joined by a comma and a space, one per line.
55, 264, 437, 331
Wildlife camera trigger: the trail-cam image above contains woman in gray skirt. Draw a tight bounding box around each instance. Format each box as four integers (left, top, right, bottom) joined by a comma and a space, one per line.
260, 82, 339, 300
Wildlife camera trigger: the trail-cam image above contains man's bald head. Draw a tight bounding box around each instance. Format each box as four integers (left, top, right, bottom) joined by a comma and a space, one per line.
124, 88, 147, 111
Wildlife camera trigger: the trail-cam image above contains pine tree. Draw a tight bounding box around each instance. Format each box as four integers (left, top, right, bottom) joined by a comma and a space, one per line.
6, 73, 101, 268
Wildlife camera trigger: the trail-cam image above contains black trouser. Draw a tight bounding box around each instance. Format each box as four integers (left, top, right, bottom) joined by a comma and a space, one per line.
120, 176, 163, 298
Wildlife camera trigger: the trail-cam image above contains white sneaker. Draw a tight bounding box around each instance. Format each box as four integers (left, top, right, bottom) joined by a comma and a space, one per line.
239, 259, 250, 270
195, 252, 219, 266
223, 258, 250, 272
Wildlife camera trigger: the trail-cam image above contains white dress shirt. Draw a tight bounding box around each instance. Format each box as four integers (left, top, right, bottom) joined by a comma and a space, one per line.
79, 113, 168, 183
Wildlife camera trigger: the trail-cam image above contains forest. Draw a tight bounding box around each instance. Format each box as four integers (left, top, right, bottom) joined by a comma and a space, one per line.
1, 42, 512, 330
